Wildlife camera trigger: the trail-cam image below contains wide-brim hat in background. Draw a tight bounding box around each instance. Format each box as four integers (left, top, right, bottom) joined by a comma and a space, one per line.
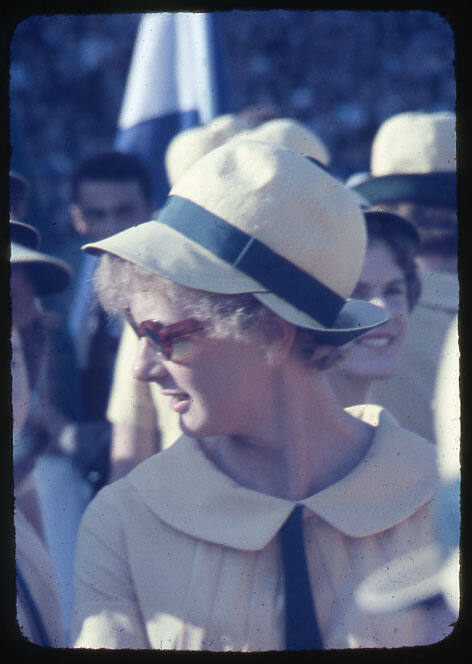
353, 111, 456, 207
85, 140, 387, 345
11, 241, 72, 295
164, 113, 248, 187
10, 219, 40, 249
232, 117, 331, 166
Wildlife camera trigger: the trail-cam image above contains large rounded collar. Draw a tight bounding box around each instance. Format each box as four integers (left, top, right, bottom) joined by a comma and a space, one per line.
127, 405, 438, 550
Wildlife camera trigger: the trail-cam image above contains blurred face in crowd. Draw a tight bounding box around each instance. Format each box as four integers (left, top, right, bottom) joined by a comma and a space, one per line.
71, 179, 153, 242
10, 264, 38, 327
337, 239, 410, 381
127, 290, 279, 440
11, 326, 30, 437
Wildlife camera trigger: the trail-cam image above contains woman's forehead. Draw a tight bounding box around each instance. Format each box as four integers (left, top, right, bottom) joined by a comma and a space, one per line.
127, 288, 184, 324
361, 240, 405, 282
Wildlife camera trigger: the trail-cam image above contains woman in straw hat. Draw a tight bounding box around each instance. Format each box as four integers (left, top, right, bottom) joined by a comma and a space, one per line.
105, 115, 248, 483
106, 116, 332, 483
72, 140, 454, 650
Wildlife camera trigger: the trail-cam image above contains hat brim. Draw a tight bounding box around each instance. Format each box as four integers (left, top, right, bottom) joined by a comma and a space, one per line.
11, 243, 72, 295
254, 292, 388, 346
84, 220, 388, 345
354, 172, 457, 208
356, 543, 459, 614
10, 220, 40, 249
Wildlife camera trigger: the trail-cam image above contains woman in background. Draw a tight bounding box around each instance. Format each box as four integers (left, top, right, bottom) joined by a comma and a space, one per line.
329, 211, 421, 408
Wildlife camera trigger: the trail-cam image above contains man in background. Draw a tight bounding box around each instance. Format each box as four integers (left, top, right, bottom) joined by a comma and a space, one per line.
68, 150, 154, 489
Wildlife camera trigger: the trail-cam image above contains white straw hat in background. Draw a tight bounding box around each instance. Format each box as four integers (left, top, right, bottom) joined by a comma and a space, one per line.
234, 117, 331, 166
353, 111, 456, 207
164, 113, 247, 187
84, 139, 387, 345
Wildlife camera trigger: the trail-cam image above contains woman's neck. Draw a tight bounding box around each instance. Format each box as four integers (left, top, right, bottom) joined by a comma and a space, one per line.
327, 367, 372, 408
200, 367, 374, 501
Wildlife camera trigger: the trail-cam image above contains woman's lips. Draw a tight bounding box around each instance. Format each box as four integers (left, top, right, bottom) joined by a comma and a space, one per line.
171, 395, 191, 413
163, 391, 191, 413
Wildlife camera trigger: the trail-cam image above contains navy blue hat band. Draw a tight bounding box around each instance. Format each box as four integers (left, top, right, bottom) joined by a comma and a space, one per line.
156, 195, 346, 328
354, 172, 457, 208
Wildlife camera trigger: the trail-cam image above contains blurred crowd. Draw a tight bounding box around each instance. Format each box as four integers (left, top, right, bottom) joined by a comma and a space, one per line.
10, 11, 454, 262
222, 10, 455, 173
9, 10, 459, 653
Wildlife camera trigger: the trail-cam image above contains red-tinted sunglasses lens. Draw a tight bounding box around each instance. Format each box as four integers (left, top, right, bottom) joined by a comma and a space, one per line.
124, 309, 204, 360
138, 320, 172, 358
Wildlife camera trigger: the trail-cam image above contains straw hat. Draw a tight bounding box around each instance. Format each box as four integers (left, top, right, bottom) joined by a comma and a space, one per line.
84, 140, 387, 345
11, 241, 72, 295
165, 114, 247, 187
234, 117, 331, 166
353, 111, 456, 207
10, 219, 40, 249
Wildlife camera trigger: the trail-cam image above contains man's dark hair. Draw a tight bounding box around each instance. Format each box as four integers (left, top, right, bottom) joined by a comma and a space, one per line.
71, 151, 153, 204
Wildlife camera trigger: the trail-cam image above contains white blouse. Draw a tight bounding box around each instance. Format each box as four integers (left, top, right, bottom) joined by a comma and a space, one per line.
72, 405, 455, 650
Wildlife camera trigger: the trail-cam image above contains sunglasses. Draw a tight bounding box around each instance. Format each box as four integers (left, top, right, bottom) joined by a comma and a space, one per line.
124, 308, 204, 361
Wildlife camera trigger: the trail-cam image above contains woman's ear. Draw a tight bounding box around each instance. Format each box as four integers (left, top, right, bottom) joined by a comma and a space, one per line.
258, 309, 296, 365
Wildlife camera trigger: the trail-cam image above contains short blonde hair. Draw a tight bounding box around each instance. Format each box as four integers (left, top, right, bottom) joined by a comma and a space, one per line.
94, 254, 341, 369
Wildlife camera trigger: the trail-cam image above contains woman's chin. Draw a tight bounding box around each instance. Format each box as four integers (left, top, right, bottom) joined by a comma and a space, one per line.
179, 415, 210, 439
342, 361, 398, 384
340, 347, 401, 383
369, 368, 397, 382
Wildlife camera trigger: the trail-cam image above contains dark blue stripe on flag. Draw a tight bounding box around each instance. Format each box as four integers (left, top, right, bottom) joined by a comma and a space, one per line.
209, 12, 233, 116
114, 110, 199, 209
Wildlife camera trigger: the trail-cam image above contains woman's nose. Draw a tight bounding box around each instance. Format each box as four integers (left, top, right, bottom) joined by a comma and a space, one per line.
132, 338, 167, 381
369, 295, 388, 311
